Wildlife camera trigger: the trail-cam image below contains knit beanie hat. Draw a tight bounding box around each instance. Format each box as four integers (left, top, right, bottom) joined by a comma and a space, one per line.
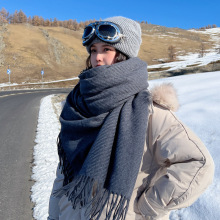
85, 16, 142, 58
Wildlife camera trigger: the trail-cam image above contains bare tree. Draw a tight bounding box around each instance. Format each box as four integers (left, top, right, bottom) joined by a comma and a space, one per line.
44, 19, 50, 26
199, 43, 205, 57
18, 10, 27, 23
206, 24, 211, 29
168, 45, 176, 61
1, 7, 86, 31
52, 18, 58, 27
84, 20, 91, 27
0, 8, 9, 25
27, 16, 32, 24
11, 10, 19, 23
79, 21, 85, 29
72, 19, 79, 31
67, 19, 74, 29
62, 20, 67, 28
32, 15, 40, 26
58, 20, 63, 27
38, 16, 44, 26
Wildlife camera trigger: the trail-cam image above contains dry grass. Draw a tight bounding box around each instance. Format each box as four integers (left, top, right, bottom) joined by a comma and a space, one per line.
0, 23, 216, 85
147, 67, 170, 72
139, 23, 213, 65
0, 24, 87, 84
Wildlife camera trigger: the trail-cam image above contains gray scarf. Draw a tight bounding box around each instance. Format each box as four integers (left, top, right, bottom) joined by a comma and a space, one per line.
55, 57, 151, 220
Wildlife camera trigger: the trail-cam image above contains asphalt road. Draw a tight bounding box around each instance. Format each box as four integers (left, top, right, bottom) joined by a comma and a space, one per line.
0, 88, 71, 220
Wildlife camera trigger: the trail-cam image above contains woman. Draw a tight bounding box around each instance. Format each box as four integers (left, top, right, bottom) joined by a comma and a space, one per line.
48, 16, 214, 220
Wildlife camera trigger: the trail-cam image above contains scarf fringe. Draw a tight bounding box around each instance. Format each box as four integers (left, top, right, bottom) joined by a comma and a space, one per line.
57, 135, 75, 186
56, 136, 129, 219
53, 174, 129, 220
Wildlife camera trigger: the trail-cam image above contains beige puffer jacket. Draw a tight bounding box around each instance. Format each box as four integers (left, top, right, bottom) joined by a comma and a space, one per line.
48, 83, 214, 220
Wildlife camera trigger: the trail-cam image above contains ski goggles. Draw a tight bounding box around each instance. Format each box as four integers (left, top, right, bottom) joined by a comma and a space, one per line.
82, 21, 123, 46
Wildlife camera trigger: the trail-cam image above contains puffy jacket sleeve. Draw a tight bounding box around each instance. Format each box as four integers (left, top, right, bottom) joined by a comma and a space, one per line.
137, 103, 214, 219
48, 164, 64, 220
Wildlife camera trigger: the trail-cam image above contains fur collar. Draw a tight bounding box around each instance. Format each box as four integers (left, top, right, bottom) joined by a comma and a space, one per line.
150, 83, 179, 112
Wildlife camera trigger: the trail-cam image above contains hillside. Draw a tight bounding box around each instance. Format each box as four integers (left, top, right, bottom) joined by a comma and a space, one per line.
0, 23, 219, 88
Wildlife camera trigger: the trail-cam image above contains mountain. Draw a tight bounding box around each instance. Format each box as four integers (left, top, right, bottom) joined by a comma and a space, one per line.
0, 23, 219, 89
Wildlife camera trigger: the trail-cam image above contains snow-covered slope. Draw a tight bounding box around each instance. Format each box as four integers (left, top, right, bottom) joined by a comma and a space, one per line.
148, 28, 220, 73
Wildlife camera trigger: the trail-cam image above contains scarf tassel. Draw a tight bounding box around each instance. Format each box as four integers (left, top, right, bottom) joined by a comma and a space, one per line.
56, 137, 130, 220
54, 174, 129, 220
57, 135, 76, 186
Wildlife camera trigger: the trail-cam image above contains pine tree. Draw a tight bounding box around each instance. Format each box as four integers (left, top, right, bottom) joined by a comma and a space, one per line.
53, 18, 58, 27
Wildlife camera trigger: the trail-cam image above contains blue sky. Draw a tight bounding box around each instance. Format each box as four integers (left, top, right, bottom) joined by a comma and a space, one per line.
1, 0, 219, 29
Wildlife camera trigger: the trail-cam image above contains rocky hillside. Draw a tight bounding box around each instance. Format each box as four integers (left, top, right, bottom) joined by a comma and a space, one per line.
0, 23, 219, 87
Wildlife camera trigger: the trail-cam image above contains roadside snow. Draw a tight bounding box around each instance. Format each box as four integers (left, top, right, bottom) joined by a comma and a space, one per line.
0, 77, 79, 88
0, 82, 18, 87
31, 71, 220, 220
31, 95, 60, 220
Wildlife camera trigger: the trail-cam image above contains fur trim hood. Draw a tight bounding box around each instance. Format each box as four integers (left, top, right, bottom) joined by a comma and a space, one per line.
150, 83, 179, 112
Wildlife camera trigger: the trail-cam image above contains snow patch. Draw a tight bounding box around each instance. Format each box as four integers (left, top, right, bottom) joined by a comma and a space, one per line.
31, 95, 60, 220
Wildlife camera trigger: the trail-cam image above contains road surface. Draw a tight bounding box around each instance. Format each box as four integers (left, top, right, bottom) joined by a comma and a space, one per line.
0, 88, 71, 220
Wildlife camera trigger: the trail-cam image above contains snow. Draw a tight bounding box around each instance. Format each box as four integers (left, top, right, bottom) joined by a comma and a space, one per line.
31, 95, 61, 220
31, 70, 220, 220
189, 28, 220, 47
148, 53, 220, 72
148, 27, 220, 72
0, 77, 79, 88
0, 82, 18, 87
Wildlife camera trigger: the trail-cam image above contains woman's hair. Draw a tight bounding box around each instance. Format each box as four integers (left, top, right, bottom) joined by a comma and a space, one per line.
85, 50, 129, 70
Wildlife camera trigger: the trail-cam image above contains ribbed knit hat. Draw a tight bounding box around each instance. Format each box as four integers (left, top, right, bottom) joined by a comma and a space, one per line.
85, 16, 142, 58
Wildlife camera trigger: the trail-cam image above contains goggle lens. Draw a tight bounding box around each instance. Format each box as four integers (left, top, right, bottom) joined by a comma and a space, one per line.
83, 26, 93, 39
98, 25, 117, 38
82, 21, 122, 46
